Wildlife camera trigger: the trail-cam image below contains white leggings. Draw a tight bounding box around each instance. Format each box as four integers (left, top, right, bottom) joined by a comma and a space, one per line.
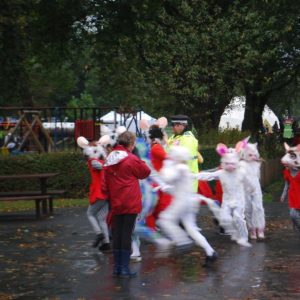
158, 201, 215, 256
87, 200, 109, 243
220, 204, 248, 241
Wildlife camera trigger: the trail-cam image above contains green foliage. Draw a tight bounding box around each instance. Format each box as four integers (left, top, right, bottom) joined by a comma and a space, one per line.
1, 0, 300, 134
263, 179, 285, 203
200, 147, 219, 170
0, 152, 90, 198
256, 133, 285, 159
0, 198, 88, 212
198, 128, 250, 148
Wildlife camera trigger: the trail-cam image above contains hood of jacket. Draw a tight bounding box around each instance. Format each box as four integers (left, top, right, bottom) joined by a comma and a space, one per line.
105, 145, 129, 166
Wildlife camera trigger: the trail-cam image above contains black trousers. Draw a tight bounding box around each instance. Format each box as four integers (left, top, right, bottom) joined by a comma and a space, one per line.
112, 214, 137, 251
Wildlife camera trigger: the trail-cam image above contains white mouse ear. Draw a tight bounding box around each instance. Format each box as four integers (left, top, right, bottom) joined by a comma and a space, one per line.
156, 117, 168, 128
284, 142, 290, 152
98, 135, 111, 145
139, 119, 150, 130
100, 124, 112, 136
77, 136, 89, 148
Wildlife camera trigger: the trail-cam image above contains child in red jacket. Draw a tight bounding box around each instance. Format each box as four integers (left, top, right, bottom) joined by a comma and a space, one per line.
77, 136, 110, 251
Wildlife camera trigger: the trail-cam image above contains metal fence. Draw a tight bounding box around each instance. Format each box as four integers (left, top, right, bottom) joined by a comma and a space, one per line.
0, 106, 146, 152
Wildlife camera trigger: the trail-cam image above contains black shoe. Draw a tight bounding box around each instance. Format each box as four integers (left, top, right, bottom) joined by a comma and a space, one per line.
203, 251, 218, 268
99, 243, 111, 252
92, 233, 104, 248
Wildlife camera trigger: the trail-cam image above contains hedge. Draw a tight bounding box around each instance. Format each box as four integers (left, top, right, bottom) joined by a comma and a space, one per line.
0, 152, 89, 198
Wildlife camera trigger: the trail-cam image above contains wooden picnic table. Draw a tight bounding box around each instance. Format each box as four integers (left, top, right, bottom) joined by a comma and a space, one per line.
0, 173, 65, 218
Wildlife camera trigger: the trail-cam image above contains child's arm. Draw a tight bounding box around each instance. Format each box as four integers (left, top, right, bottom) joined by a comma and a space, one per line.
280, 181, 289, 202
91, 159, 103, 170
197, 169, 221, 181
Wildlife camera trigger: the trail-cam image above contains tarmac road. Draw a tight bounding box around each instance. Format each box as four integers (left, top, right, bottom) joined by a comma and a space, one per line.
0, 202, 299, 300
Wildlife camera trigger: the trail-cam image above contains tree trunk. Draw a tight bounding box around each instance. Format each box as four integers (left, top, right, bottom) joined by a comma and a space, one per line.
242, 90, 268, 134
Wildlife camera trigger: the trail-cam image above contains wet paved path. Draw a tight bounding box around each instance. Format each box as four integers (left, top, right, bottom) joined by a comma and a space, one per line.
1, 202, 300, 300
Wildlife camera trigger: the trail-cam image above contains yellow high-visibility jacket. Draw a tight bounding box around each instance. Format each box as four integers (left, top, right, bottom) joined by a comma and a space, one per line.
168, 131, 199, 192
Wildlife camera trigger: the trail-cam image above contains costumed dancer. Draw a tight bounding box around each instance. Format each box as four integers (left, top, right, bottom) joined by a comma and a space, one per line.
77, 136, 111, 251
130, 123, 173, 261
281, 143, 300, 235
197, 142, 255, 247
140, 117, 173, 230
157, 146, 218, 267
239, 138, 266, 240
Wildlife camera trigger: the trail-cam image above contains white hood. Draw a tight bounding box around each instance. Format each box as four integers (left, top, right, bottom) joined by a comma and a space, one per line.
105, 150, 128, 166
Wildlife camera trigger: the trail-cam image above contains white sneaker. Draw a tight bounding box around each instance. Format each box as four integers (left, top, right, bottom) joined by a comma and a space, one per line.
237, 239, 252, 247
257, 229, 265, 240
130, 255, 142, 262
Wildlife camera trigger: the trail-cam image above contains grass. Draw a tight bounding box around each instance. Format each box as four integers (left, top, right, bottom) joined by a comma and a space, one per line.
263, 180, 285, 203
0, 180, 285, 212
0, 198, 88, 213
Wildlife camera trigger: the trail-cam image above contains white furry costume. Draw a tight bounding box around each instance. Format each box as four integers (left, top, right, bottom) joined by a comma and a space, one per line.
281, 143, 300, 234
197, 143, 254, 247
239, 140, 266, 239
157, 146, 216, 257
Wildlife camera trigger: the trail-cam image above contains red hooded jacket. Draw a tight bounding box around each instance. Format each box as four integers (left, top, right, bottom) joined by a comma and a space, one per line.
283, 168, 300, 209
87, 158, 107, 204
105, 145, 151, 215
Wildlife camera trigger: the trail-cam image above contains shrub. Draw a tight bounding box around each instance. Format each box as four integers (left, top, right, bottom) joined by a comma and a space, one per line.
0, 152, 89, 198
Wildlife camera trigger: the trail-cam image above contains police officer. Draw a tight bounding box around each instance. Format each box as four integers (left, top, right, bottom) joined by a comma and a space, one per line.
168, 115, 199, 192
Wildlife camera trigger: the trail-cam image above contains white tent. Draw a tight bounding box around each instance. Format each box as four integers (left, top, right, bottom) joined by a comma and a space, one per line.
100, 111, 123, 124
100, 110, 156, 133
219, 97, 280, 131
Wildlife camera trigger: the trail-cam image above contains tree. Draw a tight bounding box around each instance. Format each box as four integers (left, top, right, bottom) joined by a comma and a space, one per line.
0, 0, 91, 107
224, 0, 300, 133
91, 0, 238, 129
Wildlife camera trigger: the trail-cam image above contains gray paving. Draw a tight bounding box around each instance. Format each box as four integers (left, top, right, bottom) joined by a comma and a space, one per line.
0, 202, 300, 300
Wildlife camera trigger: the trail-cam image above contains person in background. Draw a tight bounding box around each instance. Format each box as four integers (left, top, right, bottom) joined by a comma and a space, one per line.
105, 131, 151, 278
168, 115, 199, 192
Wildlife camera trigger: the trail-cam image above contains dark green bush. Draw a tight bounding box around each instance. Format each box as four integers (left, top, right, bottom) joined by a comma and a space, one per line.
0, 152, 89, 198
200, 147, 220, 170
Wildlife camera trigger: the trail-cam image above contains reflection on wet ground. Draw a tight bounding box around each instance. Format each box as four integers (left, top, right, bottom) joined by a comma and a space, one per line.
1, 203, 300, 299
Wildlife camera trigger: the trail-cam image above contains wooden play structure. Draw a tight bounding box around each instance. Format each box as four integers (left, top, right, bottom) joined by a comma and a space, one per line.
3, 110, 54, 153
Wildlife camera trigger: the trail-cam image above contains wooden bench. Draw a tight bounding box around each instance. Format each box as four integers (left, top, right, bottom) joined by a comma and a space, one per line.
0, 173, 63, 219
0, 195, 52, 219
0, 190, 66, 215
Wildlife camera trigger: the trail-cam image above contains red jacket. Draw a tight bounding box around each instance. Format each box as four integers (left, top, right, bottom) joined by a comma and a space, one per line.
150, 143, 167, 171
87, 158, 107, 204
105, 145, 151, 215
283, 168, 300, 209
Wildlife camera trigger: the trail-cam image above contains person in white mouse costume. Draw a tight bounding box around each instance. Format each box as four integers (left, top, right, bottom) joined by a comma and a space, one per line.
197, 142, 255, 247
281, 142, 300, 235
77, 135, 111, 252
157, 145, 218, 267
239, 138, 266, 240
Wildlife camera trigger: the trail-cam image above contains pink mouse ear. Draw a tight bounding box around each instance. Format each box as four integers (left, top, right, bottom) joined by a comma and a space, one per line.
77, 136, 89, 148
216, 143, 228, 156
156, 117, 168, 128
296, 144, 300, 152
139, 119, 150, 130
284, 142, 290, 152
235, 136, 250, 152
98, 135, 111, 145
